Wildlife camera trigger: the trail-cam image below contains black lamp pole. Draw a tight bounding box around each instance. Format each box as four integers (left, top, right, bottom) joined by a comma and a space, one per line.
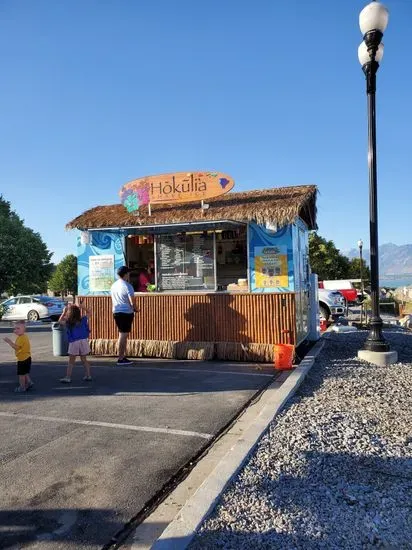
359, 22, 389, 352
358, 239, 364, 299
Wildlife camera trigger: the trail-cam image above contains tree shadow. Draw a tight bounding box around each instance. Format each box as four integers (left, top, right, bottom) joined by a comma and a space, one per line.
0, 507, 121, 549
185, 330, 412, 549
188, 451, 412, 549
183, 295, 250, 344
177, 295, 252, 361
155, 528, 316, 550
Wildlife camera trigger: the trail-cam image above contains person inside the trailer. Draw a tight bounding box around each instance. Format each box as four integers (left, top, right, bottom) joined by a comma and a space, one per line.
137, 260, 155, 292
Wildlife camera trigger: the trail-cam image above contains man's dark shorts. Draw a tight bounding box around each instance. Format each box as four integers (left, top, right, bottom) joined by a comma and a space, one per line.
17, 357, 32, 376
113, 313, 134, 333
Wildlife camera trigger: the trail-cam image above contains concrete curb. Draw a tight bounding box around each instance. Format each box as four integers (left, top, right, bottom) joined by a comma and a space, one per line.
141, 338, 325, 550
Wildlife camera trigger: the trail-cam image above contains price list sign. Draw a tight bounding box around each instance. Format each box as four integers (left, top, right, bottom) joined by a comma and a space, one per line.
157, 233, 215, 291
157, 235, 186, 290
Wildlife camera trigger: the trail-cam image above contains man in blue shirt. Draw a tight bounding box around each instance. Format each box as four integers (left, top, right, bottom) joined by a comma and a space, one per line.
110, 266, 137, 365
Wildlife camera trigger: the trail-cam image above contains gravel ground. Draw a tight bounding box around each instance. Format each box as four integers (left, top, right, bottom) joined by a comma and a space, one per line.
190, 329, 412, 550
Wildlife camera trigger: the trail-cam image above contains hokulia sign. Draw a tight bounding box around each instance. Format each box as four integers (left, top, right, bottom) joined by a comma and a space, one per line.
120, 171, 234, 212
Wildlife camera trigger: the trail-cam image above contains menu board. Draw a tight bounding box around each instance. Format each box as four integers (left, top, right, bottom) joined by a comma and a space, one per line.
157, 233, 215, 291
157, 235, 186, 290
89, 255, 115, 292
254, 245, 288, 288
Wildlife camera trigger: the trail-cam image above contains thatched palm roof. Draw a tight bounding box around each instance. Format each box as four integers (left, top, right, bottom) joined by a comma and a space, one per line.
66, 185, 317, 230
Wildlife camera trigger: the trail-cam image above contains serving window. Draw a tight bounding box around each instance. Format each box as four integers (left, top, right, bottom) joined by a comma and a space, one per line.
156, 232, 216, 291
216, 228, 247, 290
126, 224, 248, 293
126, 235, 155, 291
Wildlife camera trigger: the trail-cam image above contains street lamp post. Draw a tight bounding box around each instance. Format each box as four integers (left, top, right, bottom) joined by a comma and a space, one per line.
357, 1, 397, 364
358, 239, 364, 300
358, 239, 365, 324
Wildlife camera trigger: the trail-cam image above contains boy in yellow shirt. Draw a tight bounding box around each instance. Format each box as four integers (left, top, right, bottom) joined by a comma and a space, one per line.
4, 321, 33, 392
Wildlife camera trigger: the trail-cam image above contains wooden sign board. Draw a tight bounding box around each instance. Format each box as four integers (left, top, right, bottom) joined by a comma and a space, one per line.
120, 171, 234, 207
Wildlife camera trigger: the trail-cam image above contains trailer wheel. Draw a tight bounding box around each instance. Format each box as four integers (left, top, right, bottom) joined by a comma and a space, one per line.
319, 304, 330, 321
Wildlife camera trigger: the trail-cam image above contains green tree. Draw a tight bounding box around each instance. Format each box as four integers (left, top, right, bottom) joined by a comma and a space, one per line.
0, 196, 53, 295
347, 257, 371, 282
49, 255, 77, 296
309, 232, 351, 281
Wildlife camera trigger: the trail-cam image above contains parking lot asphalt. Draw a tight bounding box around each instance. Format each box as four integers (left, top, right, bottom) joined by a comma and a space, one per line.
0, 328, 276, 549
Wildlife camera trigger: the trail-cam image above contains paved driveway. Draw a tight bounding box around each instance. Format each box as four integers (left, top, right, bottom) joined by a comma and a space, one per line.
0, 328, 275, 549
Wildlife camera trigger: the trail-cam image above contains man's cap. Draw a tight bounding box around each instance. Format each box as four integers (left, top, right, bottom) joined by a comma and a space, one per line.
117, 266, 132, 277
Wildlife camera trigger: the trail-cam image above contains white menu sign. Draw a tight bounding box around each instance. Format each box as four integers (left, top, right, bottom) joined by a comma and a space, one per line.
89, 255, 115, 292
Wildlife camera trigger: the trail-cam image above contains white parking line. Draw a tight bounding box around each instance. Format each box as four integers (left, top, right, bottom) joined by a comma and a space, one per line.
0, 411, 212, 440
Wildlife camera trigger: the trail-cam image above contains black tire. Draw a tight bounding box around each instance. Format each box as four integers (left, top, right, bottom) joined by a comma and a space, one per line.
27, 310, 40, 322
319, 305, 330, 321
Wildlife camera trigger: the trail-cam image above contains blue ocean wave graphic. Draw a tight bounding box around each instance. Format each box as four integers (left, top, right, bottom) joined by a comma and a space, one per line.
114, 237, 124, 254
92, 232, 112, 249
80, 275, 89, 290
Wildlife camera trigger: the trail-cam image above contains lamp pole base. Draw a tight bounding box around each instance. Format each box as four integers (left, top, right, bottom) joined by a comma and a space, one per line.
358, 349, 398, 367
363, 317, 390, 352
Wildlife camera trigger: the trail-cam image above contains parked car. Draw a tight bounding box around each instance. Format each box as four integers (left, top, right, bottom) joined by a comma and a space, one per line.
35, 296, 67, 319
0, 295, 66, 322
319, 280, 358, 304
318, 288, 346, 321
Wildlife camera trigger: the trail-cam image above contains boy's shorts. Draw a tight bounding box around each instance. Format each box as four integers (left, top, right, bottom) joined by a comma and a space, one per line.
113, 313, 134, 333
17, 357, 32, 375
68, 339, 90, 356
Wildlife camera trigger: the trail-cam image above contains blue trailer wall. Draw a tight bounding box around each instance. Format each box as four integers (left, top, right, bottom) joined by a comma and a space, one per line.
77, 231, 126, 295
248, 222, 295, 293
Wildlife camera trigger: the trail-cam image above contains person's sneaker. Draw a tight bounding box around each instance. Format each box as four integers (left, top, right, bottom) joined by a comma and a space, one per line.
27, 382, 34, 390
14, 386, 26, 393
116, 358, 133, 366
83, 376, 92, 382
59, 377, 71, 383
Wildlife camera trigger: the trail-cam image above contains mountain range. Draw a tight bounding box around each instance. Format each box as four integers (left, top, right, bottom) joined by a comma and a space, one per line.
345, 243, 412, 277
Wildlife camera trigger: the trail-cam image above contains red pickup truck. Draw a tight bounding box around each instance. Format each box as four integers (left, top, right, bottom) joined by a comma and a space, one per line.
319, 280, 358, 304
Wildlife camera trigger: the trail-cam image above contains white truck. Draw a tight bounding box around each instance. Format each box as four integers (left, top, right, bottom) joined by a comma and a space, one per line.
318, 288, 346, 320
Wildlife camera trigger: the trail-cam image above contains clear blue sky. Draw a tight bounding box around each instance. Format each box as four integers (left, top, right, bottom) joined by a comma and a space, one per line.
1, 0, 411, 262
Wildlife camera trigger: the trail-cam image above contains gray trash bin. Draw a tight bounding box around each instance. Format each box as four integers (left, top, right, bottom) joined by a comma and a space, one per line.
52, 322, 69, 356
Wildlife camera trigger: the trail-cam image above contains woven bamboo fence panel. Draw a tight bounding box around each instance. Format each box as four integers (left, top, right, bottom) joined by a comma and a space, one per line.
82, 293, 296, 346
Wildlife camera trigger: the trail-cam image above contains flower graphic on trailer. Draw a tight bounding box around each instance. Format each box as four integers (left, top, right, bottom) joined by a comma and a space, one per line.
121, 188, 140, 213
120, 187, 133, 202
137, 183, 150, 205
120, 186, 141, 213
125, 193, 139, 212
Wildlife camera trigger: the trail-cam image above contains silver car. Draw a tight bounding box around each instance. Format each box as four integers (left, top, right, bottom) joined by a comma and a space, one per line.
0, 295, 66, 322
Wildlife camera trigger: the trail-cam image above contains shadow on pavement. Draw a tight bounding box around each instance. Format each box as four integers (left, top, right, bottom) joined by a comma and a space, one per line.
0, 360, 275, 402
0, 507, 120, 549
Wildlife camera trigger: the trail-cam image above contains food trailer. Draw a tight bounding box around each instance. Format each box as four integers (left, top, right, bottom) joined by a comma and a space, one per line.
67, 173, 317, 362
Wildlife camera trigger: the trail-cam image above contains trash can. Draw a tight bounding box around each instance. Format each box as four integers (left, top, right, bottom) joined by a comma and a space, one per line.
52, 322, 69, 356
